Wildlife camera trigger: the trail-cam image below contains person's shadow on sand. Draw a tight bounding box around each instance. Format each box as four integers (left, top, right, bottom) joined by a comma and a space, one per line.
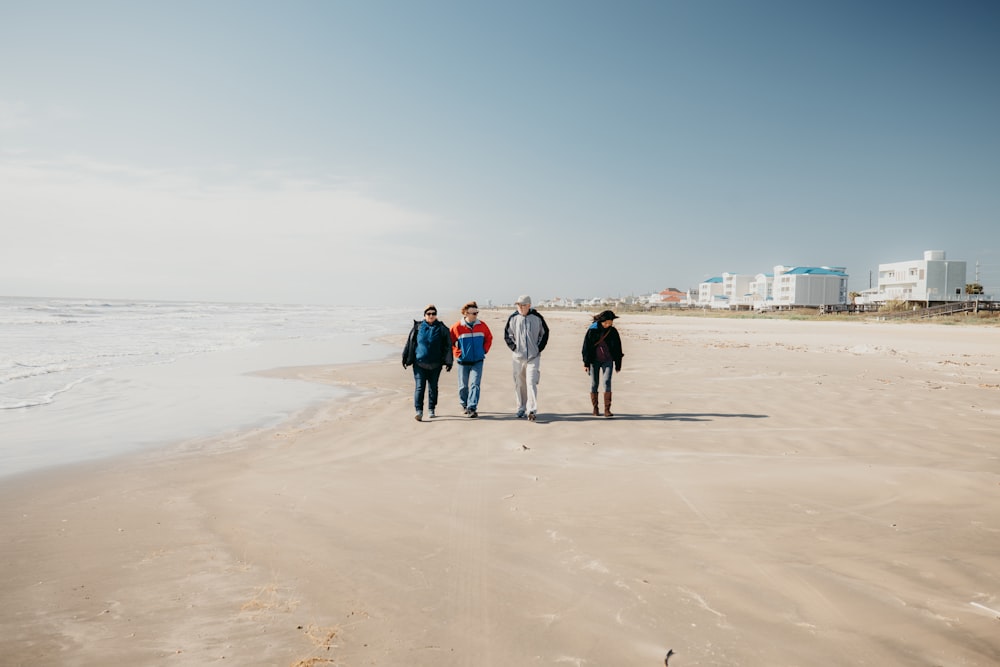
428, 412, 768, 423
528, 412, 769, 423
588, 412, 770, 422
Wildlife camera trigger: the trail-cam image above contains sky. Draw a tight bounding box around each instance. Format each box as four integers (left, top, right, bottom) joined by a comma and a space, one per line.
2, 0, 998, 307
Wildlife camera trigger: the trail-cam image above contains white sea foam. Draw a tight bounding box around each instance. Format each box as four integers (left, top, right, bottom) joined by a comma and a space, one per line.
0, 297, 413, 478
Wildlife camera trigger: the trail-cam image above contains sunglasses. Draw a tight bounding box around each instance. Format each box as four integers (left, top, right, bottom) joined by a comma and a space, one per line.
467, 310, 479, 315
425, 311, 437, 316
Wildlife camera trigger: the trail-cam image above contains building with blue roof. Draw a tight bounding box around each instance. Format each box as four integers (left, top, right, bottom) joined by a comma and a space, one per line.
698, 265, 849, 308
772, 265, 848, 307
697, 276, 726, 306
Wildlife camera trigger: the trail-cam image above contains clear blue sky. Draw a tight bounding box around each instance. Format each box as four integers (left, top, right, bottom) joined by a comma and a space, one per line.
2, 0, 998, 306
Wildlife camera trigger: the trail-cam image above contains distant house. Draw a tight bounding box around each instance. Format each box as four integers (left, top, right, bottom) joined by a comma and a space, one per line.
771, 265, 849, 307
869, 251, 967, 304
648, 287, 690, 306
538, 297, 581, 308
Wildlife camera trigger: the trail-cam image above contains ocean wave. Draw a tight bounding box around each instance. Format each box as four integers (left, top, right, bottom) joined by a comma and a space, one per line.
0, 362, 74, 384
0, 297, 412, 410
0, 374, 92, 410
0, 396, 56, 410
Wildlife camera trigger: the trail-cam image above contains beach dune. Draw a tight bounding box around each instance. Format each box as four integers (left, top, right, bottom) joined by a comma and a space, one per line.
2, 312, 999, 666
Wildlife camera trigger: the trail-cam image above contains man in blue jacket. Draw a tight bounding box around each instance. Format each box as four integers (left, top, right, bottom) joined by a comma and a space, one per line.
402, 304, 453, 421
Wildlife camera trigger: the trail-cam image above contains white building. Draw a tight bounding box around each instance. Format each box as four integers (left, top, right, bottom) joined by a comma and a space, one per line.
700, 266, 849, 308
771, 265, 848, 307
697, 276, 725, 307
875, 251, 967, 303
747, 273, 774, 309
722, 273, 755, 306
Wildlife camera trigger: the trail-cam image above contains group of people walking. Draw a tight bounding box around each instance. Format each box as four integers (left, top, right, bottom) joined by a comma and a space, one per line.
402, 295, 624, 421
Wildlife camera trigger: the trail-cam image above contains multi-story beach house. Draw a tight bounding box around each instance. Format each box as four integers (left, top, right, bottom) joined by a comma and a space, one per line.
771, 265, 849, 308
697, 276, 726, 307
722, 273, 754, 305
700, 267, 847, 309
748, 272, 774, 308
868, 251, 968, 304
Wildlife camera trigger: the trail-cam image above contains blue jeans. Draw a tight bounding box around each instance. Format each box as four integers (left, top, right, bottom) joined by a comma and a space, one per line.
413, 365, 442, 412
457, 360, 484, 410
589, 362, 613, 393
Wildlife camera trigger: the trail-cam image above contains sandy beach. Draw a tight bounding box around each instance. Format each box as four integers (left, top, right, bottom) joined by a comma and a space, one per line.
2, 311, 998, 666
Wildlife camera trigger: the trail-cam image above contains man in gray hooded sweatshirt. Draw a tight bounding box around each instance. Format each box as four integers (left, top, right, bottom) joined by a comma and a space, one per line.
503, 295, 550, 421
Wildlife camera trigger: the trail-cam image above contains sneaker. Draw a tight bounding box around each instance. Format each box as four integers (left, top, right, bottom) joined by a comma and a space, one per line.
468, 409, 479, 418
415, 412, 423, 422
528, 412, 536, 422
429, 409, 436, 418
516, 409, 526, 419
461, 406, 469, 415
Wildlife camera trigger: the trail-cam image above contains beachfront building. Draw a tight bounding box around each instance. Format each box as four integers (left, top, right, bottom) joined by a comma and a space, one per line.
697, 276, 726, 307
771, 265, 849, 307
698, 266, 849, 308
871, 251, 968, 304
722, 273, 755, 306
748, 273, 774, 309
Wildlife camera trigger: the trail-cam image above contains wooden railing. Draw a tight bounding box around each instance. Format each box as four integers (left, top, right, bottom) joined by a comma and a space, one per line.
873, 300, 998, 320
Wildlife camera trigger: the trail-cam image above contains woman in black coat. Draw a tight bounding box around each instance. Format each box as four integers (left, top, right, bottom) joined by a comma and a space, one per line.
581, 310, 624, 417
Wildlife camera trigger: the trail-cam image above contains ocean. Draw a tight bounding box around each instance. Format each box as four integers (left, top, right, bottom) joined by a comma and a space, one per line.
0, 297, 413, 479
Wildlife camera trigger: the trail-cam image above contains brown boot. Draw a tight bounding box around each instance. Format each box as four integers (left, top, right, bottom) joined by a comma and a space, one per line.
590, 392, 599, 416
603, 392, 614, 418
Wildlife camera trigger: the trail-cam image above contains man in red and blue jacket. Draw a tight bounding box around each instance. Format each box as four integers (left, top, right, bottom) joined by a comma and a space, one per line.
449, 301, 493, 418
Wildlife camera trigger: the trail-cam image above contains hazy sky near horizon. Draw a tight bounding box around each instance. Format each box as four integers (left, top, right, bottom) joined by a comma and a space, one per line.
2, 1, 998, 307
